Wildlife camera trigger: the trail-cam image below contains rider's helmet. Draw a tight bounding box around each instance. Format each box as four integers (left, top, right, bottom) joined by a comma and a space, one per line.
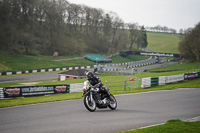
86, 71, 94, 80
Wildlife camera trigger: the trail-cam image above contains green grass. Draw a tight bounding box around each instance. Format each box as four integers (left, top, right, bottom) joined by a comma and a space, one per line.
0, 52, 95, 72
147, 32, 181, 53
120, 120, 200, 133
111, 55, 149, 63
148, 62, 200, 73
0, 92, 82, 108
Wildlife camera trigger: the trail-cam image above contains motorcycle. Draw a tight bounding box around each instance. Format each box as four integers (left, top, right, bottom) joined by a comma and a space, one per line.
82, 80, 117, 112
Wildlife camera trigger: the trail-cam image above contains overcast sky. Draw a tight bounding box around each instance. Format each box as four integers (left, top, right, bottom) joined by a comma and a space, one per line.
68, 0, 200, 31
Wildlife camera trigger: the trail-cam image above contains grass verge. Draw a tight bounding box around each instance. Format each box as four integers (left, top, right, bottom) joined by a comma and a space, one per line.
119, 119, 200, 133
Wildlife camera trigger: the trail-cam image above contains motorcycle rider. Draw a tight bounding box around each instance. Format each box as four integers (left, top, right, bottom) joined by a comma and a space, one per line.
85, 71, 109, 104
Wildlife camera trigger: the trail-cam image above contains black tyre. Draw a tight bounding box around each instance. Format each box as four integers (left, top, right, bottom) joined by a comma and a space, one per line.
84, 95, 96, 112
108, 94, 117, 110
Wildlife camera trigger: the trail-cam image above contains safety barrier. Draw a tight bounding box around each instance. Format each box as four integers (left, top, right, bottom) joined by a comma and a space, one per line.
103, 57, 159, 72
141, 72, 200, 88
0, 83, 86, 99
0, 65, 94, 76
0, 88, 4, 99
70, 83, 84, 93
141, 77, 159, 88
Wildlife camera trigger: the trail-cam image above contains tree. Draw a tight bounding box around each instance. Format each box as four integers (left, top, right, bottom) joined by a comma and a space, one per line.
178, 22, 200, 62
179, 29, 184, 34
141, 26, 148, 48
0, 0, 144, 56
128, 23, 137, 50
126, 24, 148, 50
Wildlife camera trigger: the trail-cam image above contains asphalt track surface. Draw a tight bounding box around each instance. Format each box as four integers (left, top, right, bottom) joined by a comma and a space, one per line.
1, 88, 200, 133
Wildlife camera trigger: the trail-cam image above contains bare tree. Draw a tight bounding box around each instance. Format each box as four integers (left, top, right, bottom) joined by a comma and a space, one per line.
179, 22, 200, 62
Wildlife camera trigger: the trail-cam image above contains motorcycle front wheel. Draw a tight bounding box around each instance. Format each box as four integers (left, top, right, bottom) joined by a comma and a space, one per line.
108, 94, 117, 110
84, 95, 96, 112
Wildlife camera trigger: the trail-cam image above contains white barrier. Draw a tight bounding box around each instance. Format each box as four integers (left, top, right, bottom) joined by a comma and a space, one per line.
141, 77, 151, 88
41, 69, 46, 72
165, 74, 184, 83
62, 68, 67, 70
141, 74, 185, 88
0, 88, 4, 99
32, 70, 37, 73
70, 83, 84, 93
16, 71, 22, 75
6, 72, 12, 75
159, 76, 166, 85
56, 68, 60, 71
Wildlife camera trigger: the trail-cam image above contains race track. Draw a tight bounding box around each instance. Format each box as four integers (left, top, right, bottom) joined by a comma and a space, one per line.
1, 88, 200, 133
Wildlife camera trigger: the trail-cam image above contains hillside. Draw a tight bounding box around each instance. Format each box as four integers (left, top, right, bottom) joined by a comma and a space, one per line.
0, 52, 148, 73
0, 32, 180, 73
147, 32, 181, 53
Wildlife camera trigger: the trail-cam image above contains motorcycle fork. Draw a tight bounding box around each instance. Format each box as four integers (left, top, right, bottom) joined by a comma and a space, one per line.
90, 92, 93, 101
89, 91, 95, 103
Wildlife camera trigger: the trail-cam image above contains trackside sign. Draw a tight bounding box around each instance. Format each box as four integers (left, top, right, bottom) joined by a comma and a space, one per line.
3, 85, 70, 98
119, 51, 182, 58
140, 52, 174, 57
165, 74, 184, 83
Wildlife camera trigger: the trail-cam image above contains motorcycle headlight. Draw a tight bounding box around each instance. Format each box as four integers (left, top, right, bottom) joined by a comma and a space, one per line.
83, 86, 89, 92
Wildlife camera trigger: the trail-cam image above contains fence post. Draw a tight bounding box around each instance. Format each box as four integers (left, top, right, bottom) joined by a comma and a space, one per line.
124, 79, 127, 90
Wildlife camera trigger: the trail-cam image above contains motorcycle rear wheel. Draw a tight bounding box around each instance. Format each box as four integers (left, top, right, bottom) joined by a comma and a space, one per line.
84, 95, 96, 112
108, 94, 117, 110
